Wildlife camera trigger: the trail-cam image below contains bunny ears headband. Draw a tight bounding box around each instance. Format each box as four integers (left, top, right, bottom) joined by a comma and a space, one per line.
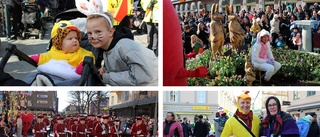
76, 0, 113, 28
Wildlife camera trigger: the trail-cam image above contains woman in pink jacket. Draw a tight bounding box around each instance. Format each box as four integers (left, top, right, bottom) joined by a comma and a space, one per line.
163, 112, 183, 137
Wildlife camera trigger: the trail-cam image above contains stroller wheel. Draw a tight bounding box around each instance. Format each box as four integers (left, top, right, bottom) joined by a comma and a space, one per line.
22, 32, 26, 38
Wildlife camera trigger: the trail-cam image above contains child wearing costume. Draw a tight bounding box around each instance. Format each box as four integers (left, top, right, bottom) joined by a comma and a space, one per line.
26, 21, 95, 86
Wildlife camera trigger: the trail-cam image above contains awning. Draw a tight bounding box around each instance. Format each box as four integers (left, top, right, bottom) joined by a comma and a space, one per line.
287, 102, 320, 112
111, 96, 157, 109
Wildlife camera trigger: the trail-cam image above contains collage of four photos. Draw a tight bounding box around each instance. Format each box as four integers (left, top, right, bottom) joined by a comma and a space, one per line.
0, 0, 320, 136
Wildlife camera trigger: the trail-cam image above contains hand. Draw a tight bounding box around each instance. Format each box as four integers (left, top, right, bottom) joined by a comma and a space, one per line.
102, 131, 107, 135
267, 60, 274, 65
99, 68, 106, 76
137, 130, 142, 134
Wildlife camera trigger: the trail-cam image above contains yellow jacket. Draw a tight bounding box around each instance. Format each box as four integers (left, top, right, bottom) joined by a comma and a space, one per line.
250, 24, 261, 33
38, 46, 95, 67
141, 0, 158, 23
221, 115, 261, 137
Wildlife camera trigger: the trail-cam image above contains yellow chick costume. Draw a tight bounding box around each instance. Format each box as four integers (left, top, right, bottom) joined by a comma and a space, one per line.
38, 21, 94, 67
221, 91, 261, 137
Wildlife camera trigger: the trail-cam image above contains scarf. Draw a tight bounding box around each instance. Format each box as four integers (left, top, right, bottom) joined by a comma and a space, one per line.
261, 114, 283, 136
163, 121, 172, 135
259, 43, 268, 59
235, 109, 253, 130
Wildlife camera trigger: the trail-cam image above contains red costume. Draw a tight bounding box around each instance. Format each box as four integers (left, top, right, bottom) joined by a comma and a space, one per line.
95, 122, 110, 137
87, 119, 94, 136
71, 121, 78, 137
55, 123, 67, 137
163, 0, 208, 86
130, 123, 148, 137
21, 113, 33, 137
33, 122, 46, 137
76, 123, 87, 137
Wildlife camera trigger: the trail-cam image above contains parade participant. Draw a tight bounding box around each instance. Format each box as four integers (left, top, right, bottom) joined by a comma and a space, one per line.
33, 115, 46, 137
55, 117, 67, 137
95, 115, 110, 137
71, 119, 78, 137
251, 29, 281, 82
93, 114, 102, 130
22, 113, 34, 137
163, 112, 183, 137
260, 96, 299, 137
42, 114, 50, 137
131, 116, 148, 137
221, 91, 261, 137
76, 0, 158, 86
76, 118, 87, 137
110, 118, 122, 137
87, 114, 96, 137
65, 115, 72, 137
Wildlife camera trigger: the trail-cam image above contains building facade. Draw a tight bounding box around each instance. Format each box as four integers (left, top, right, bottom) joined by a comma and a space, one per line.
0, 91, 58, 115
109, 91, 158, 119
89, 98, 109, 115
163, 91, 219, 123
172, 0, 320, 16
287, 91, 320, 120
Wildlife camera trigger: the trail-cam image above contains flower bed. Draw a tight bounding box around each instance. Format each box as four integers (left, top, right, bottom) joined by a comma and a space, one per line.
186, 47, 320, 86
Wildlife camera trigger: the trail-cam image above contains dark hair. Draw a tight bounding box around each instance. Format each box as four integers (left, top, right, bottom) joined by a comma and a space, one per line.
166, 112, 176, 122
183, 117, 187, 120
265, 96, 281, 116
184, 25, 190, 30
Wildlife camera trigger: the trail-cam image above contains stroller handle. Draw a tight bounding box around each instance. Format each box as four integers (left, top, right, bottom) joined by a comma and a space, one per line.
78, 56, 104, 86
6, 44, 38, 67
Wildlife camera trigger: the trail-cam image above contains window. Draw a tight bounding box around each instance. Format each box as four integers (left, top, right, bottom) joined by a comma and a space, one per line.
293, 91, 300, 100
140, 91, 148, 95
307, 91, 316, 96
37, 100, 48, 104
125, 91, 129, 101
117, 94, 121, 103
37, 95, 48, 98
111, 96, 114, 105
197, 91, 206, 103
169, 91, 178, 102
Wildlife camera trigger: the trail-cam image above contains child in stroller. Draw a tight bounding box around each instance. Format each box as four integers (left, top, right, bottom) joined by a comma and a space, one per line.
24, 20, 95, 86
21, 0, 45, 39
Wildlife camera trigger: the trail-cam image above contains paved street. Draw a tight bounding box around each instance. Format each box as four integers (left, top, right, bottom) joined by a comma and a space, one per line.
0, 22, 148, 81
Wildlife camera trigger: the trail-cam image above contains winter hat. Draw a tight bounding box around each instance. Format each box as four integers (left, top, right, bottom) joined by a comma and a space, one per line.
52, 21, 81, 50
305, 115, 313, 123
310, 112, 317, 117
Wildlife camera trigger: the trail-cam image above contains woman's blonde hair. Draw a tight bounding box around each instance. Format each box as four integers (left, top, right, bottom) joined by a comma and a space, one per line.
190, 34, 203, 48
87, 12, 114, 30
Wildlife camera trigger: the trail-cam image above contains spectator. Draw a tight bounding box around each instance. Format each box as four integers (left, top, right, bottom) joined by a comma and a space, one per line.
8, 0, 23, 40
250, 18, 261, 33
204, 118, 211, 135
163, 112, 183, 137
17, 115, 22, 137
260, 96, 299, 137
194, 115, 209, 137
307, 113, 319, 137
295, 6, 306, 20
188, 20, 197, 34
261, 15, 270, 31
280, 14, 291, 43
292, 32, 302, 50
213, 112, 223, 137
182, 25, 195, 54
196, 21, 209, 49
181, 117, 192, 137
313, 28, 320, 51
270, 14, 280, 48
251, 31, 257, 46
311, 10, 320, 31
296, 115, 314, 137
275, 34, 287, 49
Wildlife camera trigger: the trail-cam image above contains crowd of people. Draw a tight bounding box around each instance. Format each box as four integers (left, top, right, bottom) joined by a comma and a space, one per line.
163, 91, 320, 137
179, 2, 320, 56
0, 112, 156, 137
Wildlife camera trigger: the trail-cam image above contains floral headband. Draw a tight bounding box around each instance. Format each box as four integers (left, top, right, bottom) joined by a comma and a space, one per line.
76, 0, 113, 28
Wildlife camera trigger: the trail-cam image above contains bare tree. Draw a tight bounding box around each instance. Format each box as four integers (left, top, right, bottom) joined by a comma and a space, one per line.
96, 91, 109, 114
68, 91, 98, 114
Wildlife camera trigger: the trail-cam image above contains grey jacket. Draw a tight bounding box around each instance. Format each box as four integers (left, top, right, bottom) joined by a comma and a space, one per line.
102, 38, 157, 86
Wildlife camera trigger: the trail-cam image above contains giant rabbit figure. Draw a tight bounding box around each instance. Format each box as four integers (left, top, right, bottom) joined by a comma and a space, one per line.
226, 5, 246, 53
209, 3, 225, 69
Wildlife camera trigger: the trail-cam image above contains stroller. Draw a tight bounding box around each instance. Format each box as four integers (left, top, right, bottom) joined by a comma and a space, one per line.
21, 1, 45, 39
0, 8, 106, 86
